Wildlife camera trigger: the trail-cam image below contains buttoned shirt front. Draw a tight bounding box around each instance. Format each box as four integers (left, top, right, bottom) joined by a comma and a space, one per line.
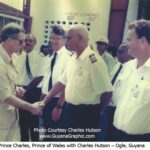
0, 44, 20, 141
42, 46, 70, 95
109, 62, 123, 106
59, 46, 113, 105
113, 58, 150, 134
15, 50, 47, 87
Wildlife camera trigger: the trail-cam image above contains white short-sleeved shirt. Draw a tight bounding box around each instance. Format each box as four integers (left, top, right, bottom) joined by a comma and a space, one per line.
0, 44, 20, 141
59, 46, 113, 105
113, 58, 150, 134
42, 46, 70, 95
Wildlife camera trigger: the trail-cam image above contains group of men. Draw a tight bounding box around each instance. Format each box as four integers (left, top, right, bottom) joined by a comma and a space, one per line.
0, 19, 150, 142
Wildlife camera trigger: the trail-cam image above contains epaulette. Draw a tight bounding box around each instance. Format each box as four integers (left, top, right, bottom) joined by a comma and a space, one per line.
89, 54, 97, 64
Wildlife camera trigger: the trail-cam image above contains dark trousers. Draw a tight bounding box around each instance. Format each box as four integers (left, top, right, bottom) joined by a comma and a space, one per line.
19, 87, 41, 141
98, 106, 116, 141
42, 97, 61, 141
60, 102, 101, 141
113, 126, 150, 141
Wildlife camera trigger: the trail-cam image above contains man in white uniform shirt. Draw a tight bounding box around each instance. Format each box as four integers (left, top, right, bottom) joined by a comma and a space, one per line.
99, 43, 134, 141
16, 33, 45, 141
42, 26, 70, 141
43, 25, 113, 141
0, 23, 43, 141
113, 19, 150, 141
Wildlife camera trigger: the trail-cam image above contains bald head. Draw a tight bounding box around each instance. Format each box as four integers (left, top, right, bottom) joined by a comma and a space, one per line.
25, 33, 36, 43
25, 33, 37, 53
118, 43, 128, 53
117, 43, 133, 63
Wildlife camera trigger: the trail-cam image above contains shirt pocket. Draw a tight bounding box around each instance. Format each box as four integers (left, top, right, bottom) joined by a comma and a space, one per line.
113, 75, 128, 103
7, 66, 17, 82
136, 80, 150, 104
7, 67, 17, 87
114, 75, 128, 90
6, 70, 17, 96
76, 68, 89, 88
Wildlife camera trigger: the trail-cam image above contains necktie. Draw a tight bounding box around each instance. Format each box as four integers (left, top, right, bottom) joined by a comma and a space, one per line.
26, 54, 33, 80
48, 52, 57, 90
111, 64, 122, 85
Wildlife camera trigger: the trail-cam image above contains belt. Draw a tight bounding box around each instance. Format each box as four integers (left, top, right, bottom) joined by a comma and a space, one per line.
65, 102, 100, 109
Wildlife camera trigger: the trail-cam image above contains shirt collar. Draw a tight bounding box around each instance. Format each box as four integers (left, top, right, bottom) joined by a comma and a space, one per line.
0, 44, 12, 64
76, 46, 90, 61
102, 51, 107, 56
128, 58, 150, 69
25, 49, 35, 56
143, 58, 150, 68
53, 46, 65, 56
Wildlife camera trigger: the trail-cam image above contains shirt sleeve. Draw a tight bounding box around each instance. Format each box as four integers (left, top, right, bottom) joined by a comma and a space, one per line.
89, 54, 113, 95
58, 68, 67, 85
0, 64, 13, 101
41, 75, 49, 94
58, 55, 71, 85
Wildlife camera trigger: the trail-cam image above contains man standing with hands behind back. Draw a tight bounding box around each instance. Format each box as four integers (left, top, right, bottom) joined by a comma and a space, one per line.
0, 23, 44, 141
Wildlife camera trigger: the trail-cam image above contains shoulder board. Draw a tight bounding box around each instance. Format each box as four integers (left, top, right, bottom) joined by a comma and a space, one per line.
89, 54, 97, 64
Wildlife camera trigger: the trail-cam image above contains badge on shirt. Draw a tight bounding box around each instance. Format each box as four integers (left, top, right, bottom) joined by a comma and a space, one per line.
89, 54, 97, 64
131, 84, 140, 98
116, 80, 121, 87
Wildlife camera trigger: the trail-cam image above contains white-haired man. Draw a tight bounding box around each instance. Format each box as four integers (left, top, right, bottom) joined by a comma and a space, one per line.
43, 25, 113, 141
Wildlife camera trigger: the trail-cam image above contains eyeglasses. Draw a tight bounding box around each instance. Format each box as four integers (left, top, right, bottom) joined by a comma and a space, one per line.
12, 37, 25, 45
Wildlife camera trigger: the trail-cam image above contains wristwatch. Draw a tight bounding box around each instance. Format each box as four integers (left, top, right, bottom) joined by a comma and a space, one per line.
56, 103, 63, 109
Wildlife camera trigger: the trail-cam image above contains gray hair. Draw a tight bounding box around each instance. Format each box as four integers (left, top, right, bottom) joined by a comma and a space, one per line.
69, 24, 89, 41
0, 22, 24, 42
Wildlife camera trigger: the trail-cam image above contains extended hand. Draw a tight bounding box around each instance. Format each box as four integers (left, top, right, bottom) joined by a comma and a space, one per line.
16, 87, 26, 98
30, 101, 45, 115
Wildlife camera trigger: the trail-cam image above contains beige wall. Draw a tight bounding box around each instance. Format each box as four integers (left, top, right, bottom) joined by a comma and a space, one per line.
123, 0, 139, 43
30, 0, 111, 50
0, 0, 139, 50
0, 0, 23, 11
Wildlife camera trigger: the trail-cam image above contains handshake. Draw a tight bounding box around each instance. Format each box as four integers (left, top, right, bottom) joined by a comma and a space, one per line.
29, 93, 51, 115
29, 94, 51, 115
16, 87, 52, 115
16, 87, 46, 115
29, 94, 52, 115
29, 101, 45, 115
